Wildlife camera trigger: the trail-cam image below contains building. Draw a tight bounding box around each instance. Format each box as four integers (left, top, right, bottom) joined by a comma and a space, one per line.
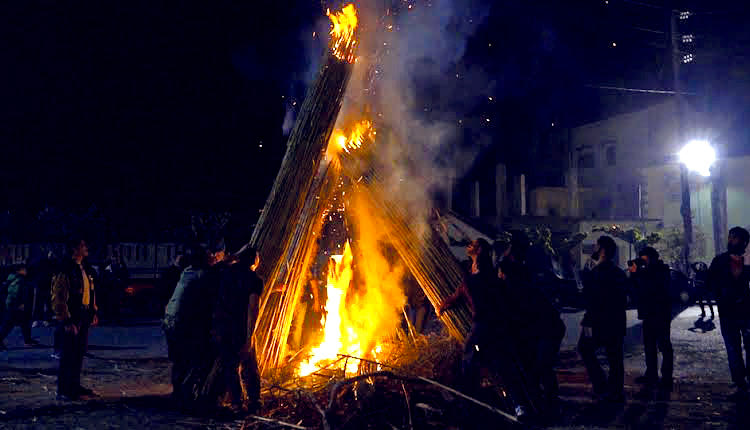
451, 99, 749, 270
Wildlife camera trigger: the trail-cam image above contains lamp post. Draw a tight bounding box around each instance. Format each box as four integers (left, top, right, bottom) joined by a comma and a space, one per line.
678, 140, 717, 273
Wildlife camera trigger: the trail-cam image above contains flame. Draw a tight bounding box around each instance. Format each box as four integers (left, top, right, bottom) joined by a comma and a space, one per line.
297, 197, 407, 377
327, 4, 358, 63
326, 119, 375, 157
298, 242, 359, 376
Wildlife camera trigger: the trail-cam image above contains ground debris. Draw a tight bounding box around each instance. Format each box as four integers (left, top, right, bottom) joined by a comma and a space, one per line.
247, 334, 517, 429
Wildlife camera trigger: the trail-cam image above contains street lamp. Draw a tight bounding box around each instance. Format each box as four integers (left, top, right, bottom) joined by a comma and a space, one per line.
676, 140, 717, 275
679, 140, 716, 177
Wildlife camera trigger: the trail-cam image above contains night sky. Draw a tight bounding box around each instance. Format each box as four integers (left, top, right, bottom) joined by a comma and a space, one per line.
1, 1, 748, 236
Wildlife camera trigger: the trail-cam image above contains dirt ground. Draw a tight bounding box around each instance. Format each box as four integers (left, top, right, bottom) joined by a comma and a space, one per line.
1, 306, 750, 429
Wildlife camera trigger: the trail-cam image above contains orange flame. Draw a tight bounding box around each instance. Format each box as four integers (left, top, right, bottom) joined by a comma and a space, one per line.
327, 119, 375, 157
298, 242, 359, 376
327, 4, 358, 63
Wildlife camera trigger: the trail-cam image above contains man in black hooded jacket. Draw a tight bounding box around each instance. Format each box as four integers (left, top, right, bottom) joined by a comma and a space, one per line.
630, 247, 673, 391
708, 226, 750, 398
578, 235, 627, 403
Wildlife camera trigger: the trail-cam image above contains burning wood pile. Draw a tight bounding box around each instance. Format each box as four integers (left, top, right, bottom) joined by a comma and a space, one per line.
243, 4, 517, 429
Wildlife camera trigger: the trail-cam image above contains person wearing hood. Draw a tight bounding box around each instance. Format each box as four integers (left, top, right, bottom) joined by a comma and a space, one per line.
629, 247, 673, 391
707, 226, 750, 399
0, 263, 39, 349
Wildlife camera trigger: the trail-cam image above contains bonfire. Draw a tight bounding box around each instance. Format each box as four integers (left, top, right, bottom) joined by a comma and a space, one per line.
241, 4, 520, 429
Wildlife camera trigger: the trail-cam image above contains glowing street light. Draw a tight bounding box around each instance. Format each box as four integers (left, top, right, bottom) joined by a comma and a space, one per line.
678, 140, 716, 177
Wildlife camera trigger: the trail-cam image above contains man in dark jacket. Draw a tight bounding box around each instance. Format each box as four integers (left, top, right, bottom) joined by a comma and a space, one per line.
162, 245, 214, 407
438, 239, 511, 390
206, 244, 264, 413
499, 235, 566, 416
707, 226, 750, 398
578, 235, 627, 403
0, 264, 39, 349
51, 238, 99, 400
630, 247, 673, 391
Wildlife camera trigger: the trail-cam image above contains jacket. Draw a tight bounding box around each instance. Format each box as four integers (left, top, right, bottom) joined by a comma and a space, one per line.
212, 265, 264, 353
442, 269, 500, 324
4, 273, 33, 311
501, 260, 565, 341
51, 259, 97, 324
707, 252, 750, 318
163, 266, 213, 341
581, 260, 627, 337
631, 260, 672, 321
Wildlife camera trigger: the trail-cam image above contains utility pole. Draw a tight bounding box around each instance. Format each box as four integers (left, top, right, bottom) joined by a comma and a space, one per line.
671, 3, 692, 274
711, 155, 728, 255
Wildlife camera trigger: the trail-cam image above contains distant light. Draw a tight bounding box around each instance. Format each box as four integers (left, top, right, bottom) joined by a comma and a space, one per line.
682, 34, 694, 43
551, 122, 555, 127
488, 96, 493, 101
485, 118, 491, 123
682, 53, 694, 63
679, 11, 691, 20
679, 140, 716, 177
611, 42, 617, 47
259, 144, 263, 148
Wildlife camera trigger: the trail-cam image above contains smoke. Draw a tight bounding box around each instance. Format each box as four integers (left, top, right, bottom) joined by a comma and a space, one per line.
282, 16, 333, 136
346, 0, 493, 217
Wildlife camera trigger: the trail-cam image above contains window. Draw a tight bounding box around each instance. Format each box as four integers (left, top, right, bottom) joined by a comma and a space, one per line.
606, 146, 616, 166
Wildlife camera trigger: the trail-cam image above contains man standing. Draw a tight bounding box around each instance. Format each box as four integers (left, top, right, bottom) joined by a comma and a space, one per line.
0, 263, 39, 349
499, 255, 566, 416
51, 238, 99, 400
162, 245, 212, 407
708, 226, 750, 399
630, 247, 674, 392
578, 235, 627, 403
208, 244, 264, 414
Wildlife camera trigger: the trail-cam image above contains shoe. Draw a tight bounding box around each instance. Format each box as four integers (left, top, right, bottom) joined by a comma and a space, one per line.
635, 374, 658, 385
514, 404, 526, 418
24, 339, 40, 347
32, 321, 40, 328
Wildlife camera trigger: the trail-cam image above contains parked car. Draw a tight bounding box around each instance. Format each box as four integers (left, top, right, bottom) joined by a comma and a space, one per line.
119, 280, 163, 317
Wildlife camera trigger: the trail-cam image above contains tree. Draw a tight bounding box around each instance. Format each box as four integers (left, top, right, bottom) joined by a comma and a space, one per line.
655, 225, 708, 272
592, 225, 661, 261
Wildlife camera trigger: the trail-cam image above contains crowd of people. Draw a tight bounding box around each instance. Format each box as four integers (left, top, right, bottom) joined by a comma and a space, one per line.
162, 241, 263, 416
3, 226, 750, 422
437, 226, 750, 422
0, 237, 263, 416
